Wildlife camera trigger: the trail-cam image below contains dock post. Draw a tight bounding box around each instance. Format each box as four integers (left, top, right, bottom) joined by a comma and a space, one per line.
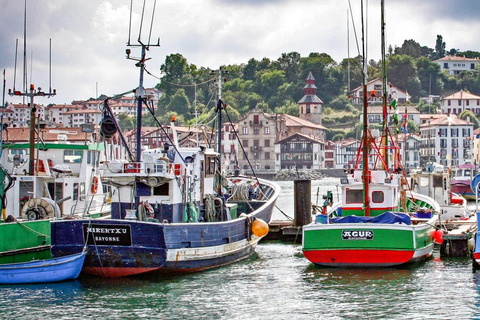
294, 179, 312, 227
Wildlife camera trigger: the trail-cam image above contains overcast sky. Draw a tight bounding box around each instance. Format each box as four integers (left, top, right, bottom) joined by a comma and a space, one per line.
1, 0, 480, 105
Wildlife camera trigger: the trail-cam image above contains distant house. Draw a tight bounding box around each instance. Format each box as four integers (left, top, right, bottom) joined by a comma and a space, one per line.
360, 105, 420, 125
433, 55, 479, 75
274, 133, 324, 170
397, 134, 421, 170
419, 114, 473, 167
349, 78, 410, 105
439, 90, 480, 115
335, 139, 361, 169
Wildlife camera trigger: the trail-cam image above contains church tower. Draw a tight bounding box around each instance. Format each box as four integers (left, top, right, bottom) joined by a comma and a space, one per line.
298, 71, 323, 125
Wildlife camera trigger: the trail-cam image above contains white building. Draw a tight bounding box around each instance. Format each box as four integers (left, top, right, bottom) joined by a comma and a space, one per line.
360, 105, 420, 125
397, 134, 421, 171
61, 108, 103, 128
433, 56, 479, 75
349, 78, 410, 105
335, 139, 361, 169
419, 114, 473, 168
439, 90, 480, 115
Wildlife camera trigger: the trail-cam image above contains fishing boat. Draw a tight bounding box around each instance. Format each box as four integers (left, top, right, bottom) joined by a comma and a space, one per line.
0, 250, 86, 285
410, 166, 476, 257
50, 8, 280, 277
0, 126, 110, 220
302, 0, 441, 268
451, 162, 477, 200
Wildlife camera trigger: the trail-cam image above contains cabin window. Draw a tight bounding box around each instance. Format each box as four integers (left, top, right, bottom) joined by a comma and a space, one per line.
205, 155, 216, 176
64, 150, 82, 163
346, 188, 363, 204
372, 191, 384, 203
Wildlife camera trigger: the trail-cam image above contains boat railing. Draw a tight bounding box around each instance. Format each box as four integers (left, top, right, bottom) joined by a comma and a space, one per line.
101, 160, 179, 177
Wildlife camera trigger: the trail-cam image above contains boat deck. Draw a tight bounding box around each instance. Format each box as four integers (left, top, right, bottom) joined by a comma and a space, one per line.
440, 216, 477, 257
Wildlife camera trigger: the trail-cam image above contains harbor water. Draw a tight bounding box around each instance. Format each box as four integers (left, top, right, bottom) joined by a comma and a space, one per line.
1, 179, 480, 319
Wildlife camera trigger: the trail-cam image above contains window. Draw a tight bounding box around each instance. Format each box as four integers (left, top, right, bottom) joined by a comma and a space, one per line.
205, 155, 216, 176
306, 104, 311, 114
372, 191, 384, 203
253, 127, 259, 135
264, 127, 270, 134
264, 140, 270, 147
242, 140, 248, 148
346, 189, 363, 204
265, 152, 270, 160
64, 150, 82, 163
253, 115, 259, 125
242, 127, 248, 135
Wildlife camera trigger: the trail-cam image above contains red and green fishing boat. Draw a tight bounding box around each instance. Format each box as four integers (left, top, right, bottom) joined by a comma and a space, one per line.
302, 0, 441, 268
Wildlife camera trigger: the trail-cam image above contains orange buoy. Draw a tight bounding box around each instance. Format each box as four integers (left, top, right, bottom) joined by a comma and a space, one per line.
434, 230, 444, 244
251, 218, 269, 237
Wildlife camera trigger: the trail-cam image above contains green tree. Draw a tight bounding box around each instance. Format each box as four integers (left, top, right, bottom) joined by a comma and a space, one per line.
167, 88, 191, 117
435, 35, 446, 59
387, 54, 418, 98
394, 39, 422, 58
459, 110, 480, 129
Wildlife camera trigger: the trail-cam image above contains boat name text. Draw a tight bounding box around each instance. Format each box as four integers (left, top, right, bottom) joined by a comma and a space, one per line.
82, 223, 133, 246
341, 230, 374, 240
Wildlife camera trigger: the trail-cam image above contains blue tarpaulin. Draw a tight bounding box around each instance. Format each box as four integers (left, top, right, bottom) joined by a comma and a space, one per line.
329, 211, 411, 225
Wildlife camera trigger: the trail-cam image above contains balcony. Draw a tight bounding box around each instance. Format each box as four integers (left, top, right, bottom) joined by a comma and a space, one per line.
250, 146, 263, 152
249, 120, 263, 126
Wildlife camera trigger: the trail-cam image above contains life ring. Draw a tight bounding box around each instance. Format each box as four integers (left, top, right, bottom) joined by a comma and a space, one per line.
91, 176, 99, 194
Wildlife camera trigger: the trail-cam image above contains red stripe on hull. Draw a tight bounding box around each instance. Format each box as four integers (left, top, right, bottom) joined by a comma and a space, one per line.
82, 266, 161, 278
303, 249, 415, 267
473, 252, 480, 264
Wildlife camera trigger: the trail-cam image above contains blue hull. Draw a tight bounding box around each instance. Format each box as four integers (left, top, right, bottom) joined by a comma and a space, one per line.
0, 251, 86, 284
51, 200, 275, 277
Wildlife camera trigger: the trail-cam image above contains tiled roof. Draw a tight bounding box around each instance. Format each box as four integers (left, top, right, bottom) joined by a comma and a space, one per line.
282, 114, 327, 130
3, 127, 94, 142
434, 55, 479, 62
442, 90, 480, 100
298, 95, 323, 104
420, 114, 472, 127
276, 132, 324, 144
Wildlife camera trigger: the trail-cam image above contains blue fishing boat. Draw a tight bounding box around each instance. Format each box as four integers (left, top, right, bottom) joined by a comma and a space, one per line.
0, 250, 86, 284
50, 2, 280, 278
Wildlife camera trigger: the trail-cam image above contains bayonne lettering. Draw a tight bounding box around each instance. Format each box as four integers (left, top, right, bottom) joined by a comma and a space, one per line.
342, 230, 374, 240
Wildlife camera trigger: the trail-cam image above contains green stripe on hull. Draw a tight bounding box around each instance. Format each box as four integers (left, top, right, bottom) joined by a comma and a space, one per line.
0, 220, 52, 264
303, 225, 434, 252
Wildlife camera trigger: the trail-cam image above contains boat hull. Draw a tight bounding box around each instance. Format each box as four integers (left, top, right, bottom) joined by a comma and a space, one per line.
450, 181, 475, 200
0, 251, 86, 284
0, 220, 52, 264
302, 221, 436, 268
51, 197, 275, 277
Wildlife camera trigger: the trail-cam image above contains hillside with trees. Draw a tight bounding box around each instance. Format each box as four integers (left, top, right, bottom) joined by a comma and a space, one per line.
126, 35, 480, 140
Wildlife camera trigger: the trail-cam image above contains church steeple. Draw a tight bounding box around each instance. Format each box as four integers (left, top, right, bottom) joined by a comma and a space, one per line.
298, 71, 323, 125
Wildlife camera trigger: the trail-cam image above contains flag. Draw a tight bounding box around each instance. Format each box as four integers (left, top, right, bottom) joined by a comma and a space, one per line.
390, 99, 397, 110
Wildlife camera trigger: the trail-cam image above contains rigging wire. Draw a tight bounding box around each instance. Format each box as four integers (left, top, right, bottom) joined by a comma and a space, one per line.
347, 0, 362, 58
138, 0, 147, 42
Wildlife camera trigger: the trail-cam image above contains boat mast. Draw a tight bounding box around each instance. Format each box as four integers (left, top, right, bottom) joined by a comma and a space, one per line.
361, 0, 370, 215
381, 0, 388, 170
8, 1, 56, 176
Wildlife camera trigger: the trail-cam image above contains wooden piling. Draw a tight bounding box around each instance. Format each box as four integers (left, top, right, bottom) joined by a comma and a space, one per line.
294, 179, 312, 227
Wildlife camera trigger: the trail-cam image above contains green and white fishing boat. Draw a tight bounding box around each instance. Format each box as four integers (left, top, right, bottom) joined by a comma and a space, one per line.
302, 0, 442, 268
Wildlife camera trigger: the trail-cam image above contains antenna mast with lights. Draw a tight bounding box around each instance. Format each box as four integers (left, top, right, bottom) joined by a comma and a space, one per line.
8, 2, 56, 176
126, 0, 160, 162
